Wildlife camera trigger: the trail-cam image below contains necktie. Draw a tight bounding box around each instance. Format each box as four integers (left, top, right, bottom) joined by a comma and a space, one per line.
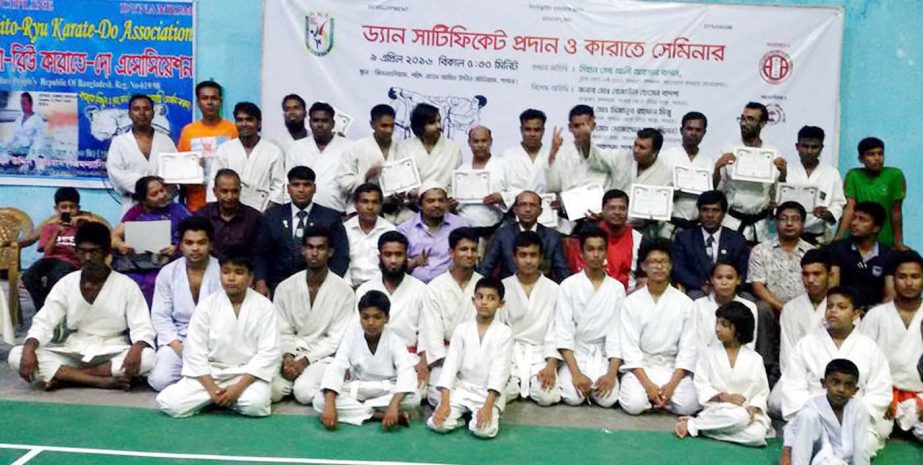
706, 234, 715, 263
295, 210, 308, 239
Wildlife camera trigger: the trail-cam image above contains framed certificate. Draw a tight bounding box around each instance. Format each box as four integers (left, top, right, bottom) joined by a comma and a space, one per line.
157, 151, 204, 184
380, 157, 421, 196
560, 184, 604, 219
730, 147, 776, 183
452, 170, 491, 203
538, 193, 557, 228
673, 165, 712, 194
776, 183, 818, 211
628, 184, 674, 221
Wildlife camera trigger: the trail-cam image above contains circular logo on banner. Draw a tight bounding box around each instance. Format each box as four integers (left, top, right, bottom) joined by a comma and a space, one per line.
766, 103, 786, 126
760, 50, 793, 84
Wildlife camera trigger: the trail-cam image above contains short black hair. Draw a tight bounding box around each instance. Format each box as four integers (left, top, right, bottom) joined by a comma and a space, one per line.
681, 111, 708, 129
602, 189, 629, 207
214, 168, 241, 185
219, 249, 254, 273
892, 249, 923, 271
513, 230, 544, 256
824, 358, 859, 382
854, 201, 886, 227
281, 93, 306, 110
128, 93, 154, 108
775, 201, 806, 223
797, 126, 825, 143
519, 108, 547, 125
410, 103, 440, 138
710, 259, 740, 277
857, 137, 884, 156
20, 91, 32, 104
54, 187, 80, 205
377, 230, 409, 252
358, 289, 391, 317
579, 224, 607, 249
308, 101, 335, 118
640, 238, 672, 263
353, 182, 383, 202
475, 277, 505, 300
301, 225, 332, 246
826, 286, 857, 307
568, 104, 594, 121
697, 190, 728, 212
75, 222, 111, 251
233, 101, 261, 121
449, 227, 478, 250
715, 301, 755, 345
370, 104, 395, 121
179, 216, 214, 242
195, 80, 223, 98
287, 165, 316, 182
744, 101, 769, 122
133, 175, 164, 202
801, 248, 832, 271
637, 127, 664, 152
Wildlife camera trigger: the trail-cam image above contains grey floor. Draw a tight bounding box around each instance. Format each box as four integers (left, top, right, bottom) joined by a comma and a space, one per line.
0, 280, 699, 432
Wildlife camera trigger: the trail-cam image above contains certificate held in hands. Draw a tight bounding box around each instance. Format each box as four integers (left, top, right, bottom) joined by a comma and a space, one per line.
673, 165, 712, 194
628, 184, 674, 221
380, 157, 421, 196
776, 183, 817, 211
538, 194, 558, 228
157, 152, 204, 184
560, 184, 604, 220
730, 147, 776, 183
453, 170, 491, 203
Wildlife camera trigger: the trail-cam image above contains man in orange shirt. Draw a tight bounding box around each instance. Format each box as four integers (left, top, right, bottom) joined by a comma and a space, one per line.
177, 80, 238, 211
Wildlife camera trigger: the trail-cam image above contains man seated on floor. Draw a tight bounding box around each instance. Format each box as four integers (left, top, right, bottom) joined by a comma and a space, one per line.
156, 252, 280, 418
9, 222, 156, 391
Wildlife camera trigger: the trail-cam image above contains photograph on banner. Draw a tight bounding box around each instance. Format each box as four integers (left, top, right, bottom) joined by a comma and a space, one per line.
262, 0, 843, 169
0, 0, 195, 187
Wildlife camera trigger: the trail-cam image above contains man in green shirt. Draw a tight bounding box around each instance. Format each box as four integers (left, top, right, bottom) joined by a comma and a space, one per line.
836, 137, 906, 248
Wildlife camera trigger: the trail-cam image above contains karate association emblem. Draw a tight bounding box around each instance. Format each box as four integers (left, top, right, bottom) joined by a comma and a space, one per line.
305, 12, 334, 56
760, 50, 792, 84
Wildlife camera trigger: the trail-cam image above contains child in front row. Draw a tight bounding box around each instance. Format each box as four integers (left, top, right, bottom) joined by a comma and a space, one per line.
676, 301, 771, 446
427, 278, 513, 439
315, 290, 419, 430
783, 359, 870, 465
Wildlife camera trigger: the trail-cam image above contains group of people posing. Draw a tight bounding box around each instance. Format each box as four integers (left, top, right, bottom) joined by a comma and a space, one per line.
7, 79, 920, 465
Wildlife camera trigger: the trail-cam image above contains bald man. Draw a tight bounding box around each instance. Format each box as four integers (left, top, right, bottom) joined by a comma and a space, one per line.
454, 126, 512, 240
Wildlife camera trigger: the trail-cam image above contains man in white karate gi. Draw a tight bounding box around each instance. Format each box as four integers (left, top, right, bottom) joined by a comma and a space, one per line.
500, 109, 550, 197
286, 102, 352, 214
779, 249, 833, 375
785, 126, 846, 245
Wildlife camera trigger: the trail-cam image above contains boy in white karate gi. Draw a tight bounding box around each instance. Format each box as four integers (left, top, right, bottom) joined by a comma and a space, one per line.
692, 260, 759, 351
619, 239, 701, 416
499, 231, 561, 406
676, 301, 771, 446
156, 253, 281, 417
9, 222, 156, 391
780, 249, 833, 375
858, 250, 923, 440
148, 217, 222, 391
315, 290, 419, 429
782, 359, 871, 465
272, 226, 357, 404
555, 225, 626, 407
427, 278, 512, 439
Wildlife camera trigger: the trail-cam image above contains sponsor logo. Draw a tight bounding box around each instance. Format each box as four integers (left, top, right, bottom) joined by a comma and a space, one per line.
305, 12, 334, 56
760, 50, 792, 84
766, 103, 786, 126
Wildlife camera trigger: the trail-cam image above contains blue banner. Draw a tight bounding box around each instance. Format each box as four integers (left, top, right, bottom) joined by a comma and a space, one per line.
0, 0, 194, 187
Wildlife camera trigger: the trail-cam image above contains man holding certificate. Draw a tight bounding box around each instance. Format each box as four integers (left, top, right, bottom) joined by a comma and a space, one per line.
661, 112, 714, 236
454, 126, 511, 239
714, 102, 786, 244
627, 128, 674, 240
784, 126, 845, 245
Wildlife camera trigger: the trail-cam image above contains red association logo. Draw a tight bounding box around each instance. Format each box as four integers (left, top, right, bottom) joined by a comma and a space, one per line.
760, 50, 793, 84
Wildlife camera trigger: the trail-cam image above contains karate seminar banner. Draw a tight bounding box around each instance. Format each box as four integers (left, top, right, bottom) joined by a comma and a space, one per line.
0, 0, 194, 187
263, 0, 843, 165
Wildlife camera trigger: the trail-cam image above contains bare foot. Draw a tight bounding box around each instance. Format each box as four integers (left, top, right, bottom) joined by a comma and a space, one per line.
43, 378, 62, 391
398, 412, 411, 427
674, 417, 690, 438
98, 376, 132, 391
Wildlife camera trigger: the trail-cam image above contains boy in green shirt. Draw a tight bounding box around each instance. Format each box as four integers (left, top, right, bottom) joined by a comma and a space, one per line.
836, 137, 905, 248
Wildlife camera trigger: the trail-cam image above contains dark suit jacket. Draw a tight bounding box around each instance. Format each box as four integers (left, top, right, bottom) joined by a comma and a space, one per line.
255, 202, 349, 289
477, 223, 571, 283
671, 226, 749, 291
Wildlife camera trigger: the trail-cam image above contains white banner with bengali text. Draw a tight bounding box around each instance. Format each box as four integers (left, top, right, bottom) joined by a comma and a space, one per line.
262, 0, 843, 166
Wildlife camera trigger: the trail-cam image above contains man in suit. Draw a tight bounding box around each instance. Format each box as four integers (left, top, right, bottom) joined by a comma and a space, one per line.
671, 190, 749, 299
478, 190, 570, 282
254, 166, 349, 296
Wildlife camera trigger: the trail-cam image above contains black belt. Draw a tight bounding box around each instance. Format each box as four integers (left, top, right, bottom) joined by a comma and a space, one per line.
801, 231, 823, 245
728, 208, 771, 229
668, 217, 698, 230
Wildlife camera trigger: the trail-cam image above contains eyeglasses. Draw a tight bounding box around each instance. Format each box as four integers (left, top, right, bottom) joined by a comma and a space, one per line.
736, 116, 760, 124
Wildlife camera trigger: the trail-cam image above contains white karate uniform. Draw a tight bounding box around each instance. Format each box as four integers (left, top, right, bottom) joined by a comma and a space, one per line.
426, 319, 513, 439
271, 270, 357, 404
394, 135, 462, 189
546, 142, 631, 194
554, 271, 626, 407
4, 112, 45, 157
858, 302, 923, 434
786, 163, 846, 242
619, 285, 701, 415
312, 324, 419, 425
0, 286, 13, 345
286, 135, 352, 212
629, 156, 675, 238
776, 327, 893, 452
687, 345, 771, 446
106, 131, 178, 212
419, 271, 482, 405
344, 216, 396, 288
692, 295, 759, 351
780, 295, 827, 373
500, 144, 548, 196
661, 146, 716, 222
499, 274, 560, 405
355, 273, 426, 352
208, 138, 286, 211
156, 289, 281, 418
8, 270, 156, 384
717, 143, 780, 242
455, 156, 511, 227
787, 395, 871, 465
336, 135, 398, 195
148, 257, 222, 391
